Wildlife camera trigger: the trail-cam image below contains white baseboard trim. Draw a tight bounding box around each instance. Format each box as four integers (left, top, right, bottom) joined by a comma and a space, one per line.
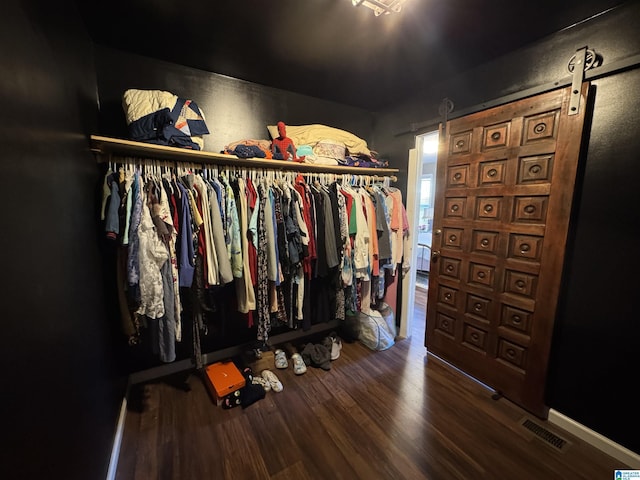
548, 409, 640, 469
106, 396, 128, 480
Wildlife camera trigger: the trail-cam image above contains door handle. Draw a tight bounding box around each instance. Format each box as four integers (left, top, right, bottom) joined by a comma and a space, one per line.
432, 250, 441, 263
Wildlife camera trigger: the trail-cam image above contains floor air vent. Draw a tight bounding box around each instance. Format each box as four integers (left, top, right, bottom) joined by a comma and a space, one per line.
520, 418, 570, 452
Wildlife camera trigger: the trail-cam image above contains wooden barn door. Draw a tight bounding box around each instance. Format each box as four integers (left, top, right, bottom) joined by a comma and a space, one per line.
425, 83, 590, 417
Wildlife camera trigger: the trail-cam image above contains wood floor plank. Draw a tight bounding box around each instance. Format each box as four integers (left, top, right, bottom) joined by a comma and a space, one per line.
171, 379, 226, 479
243, 400, 304, 476
115, 292, 630, 479
342, 373, 484, 479
115, 396, 141, 479
132, 384, 160, 480
295, 374, 335, 407
270, 461, 313, 480
268, 388, 360, 479
319, 391, 430, 479
214, 415, 271, 479
312, 401, 388, 479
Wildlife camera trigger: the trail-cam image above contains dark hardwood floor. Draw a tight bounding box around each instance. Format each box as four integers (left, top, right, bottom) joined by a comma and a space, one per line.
115, 286, 628, 479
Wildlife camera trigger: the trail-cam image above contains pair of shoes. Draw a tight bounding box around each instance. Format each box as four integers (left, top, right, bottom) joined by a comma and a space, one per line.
291, 352, 307, 375
274, 349, 288, 369
252, 375, 271, 392
261, 369, 283, 392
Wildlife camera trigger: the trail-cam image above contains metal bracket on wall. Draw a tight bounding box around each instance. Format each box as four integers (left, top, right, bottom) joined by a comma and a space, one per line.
438, 97, 454, 136
568, 47, 588, 116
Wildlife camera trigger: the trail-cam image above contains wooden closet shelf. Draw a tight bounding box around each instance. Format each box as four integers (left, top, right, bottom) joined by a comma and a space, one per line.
90, 135, 400, 176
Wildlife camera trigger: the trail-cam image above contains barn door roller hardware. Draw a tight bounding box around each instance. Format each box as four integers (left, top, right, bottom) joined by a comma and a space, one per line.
438, 97, 454, 136
396, 46, 613, 136
567, 47, 600, 115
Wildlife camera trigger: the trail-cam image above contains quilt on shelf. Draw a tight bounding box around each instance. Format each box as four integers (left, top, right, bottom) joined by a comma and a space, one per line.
267, 123, 389, 167
122, 89, 210, 150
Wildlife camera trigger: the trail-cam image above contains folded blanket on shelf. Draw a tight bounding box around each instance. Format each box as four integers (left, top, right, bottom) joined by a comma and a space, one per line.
223, 139, 272, 158
267, 123, 371, 156
122, 89, 209, 150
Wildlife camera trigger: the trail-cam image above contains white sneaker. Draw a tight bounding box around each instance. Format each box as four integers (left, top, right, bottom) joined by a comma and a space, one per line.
291, 352, 307, 375
274, 349, 288, 369
330, 335, 342, 361
261, 369, 283, 393
251, 375, 271, 392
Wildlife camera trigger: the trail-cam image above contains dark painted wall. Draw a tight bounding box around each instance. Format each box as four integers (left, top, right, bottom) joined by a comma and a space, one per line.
93, 46, 378, 373
374, 1, 640, 454
0, 1, 123, 479
95, 46, 377, 156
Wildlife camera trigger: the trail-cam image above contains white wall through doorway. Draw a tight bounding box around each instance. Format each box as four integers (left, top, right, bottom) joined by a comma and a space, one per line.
399, 130, 439, 339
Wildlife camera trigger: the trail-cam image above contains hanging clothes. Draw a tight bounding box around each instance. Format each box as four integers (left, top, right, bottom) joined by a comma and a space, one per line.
235, 177, 256, 313
205, 180, 233, 284
102, 159, 407, 363
256, 182, 271, 341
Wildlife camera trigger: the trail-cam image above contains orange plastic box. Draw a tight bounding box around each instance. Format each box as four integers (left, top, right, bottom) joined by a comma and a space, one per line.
204, 361, 246, 405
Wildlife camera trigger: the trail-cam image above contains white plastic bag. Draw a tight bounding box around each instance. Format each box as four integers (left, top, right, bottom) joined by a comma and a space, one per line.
358, 310, 395, 351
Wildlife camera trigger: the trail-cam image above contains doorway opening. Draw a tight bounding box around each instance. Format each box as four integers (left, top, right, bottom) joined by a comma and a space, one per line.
416, 131, 438, 290
410, 130, 439, 337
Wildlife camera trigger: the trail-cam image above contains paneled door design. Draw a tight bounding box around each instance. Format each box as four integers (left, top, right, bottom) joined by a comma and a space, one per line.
425, 83, 590, 417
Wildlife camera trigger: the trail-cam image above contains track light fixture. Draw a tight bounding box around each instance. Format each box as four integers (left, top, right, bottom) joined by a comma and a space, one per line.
351, 0, 407, 16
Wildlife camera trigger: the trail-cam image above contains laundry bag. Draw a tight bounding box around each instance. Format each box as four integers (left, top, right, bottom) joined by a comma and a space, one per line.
358, 310, 395, 351
375, 302, 397, 339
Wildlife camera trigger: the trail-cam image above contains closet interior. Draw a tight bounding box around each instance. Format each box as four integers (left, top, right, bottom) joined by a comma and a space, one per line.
91, 135, 403, 387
